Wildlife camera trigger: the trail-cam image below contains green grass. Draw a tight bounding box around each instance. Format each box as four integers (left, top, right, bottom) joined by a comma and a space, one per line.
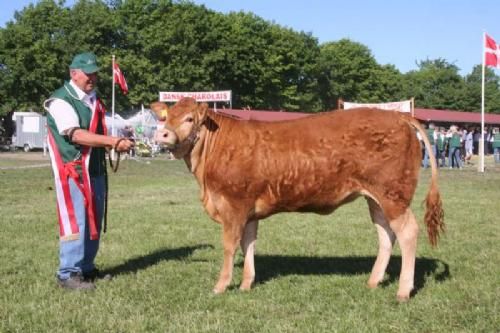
0, 153, 499, 332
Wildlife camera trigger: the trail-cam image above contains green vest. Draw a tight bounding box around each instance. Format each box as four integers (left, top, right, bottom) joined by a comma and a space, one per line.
437, 135, 445, 150
426, 129, 435, 145
450, 133, 461, 148
493, 133, 500, 148
46, 82, 106, 176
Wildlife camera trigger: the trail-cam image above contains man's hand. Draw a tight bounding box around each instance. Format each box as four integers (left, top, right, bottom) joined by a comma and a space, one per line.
114, 138, 135, 152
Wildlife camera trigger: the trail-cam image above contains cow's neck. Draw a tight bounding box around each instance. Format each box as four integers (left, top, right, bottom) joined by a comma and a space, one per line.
184, 125, 208, 179
184, 111, 227, 186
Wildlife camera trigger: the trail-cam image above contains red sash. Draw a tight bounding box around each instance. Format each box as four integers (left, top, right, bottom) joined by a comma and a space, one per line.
47, 99, 107, 241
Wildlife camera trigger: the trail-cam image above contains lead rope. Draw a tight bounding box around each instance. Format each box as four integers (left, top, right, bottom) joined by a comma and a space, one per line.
108, 138, 126, 173
104, 138, 126, 234
103, 166, 108, 234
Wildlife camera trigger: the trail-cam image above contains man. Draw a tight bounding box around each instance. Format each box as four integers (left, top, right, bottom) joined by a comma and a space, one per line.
447, 125, 462, 169
423, 123, 437, 168
436, 127, 447, 167
492, 127, 500, 163
464, 127, 474, 165
44, 52, 134, 290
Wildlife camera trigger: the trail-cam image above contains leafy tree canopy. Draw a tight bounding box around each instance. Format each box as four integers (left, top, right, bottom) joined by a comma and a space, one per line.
1, 0, 499, 116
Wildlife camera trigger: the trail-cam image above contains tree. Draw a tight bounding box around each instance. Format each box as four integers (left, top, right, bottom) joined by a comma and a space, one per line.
317, 39, 403, 110
0, 0, 119, 115
113, 2, 321, 111
463, 65, 500, 114
0, 0, 71, 114
402, 58, 467, 110
214, 12, 320, 111
2, 0, 498, 117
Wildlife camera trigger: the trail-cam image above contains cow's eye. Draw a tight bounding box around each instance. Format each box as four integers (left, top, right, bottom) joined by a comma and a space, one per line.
186, 117, 194, 123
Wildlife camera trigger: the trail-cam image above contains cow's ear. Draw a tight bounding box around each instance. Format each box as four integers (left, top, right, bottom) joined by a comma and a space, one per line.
196, 102, 208, 124
150, 102, 168, 120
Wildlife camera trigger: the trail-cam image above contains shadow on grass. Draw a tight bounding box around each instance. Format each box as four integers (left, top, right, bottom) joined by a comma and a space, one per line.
253, 255, 450, 296
103, 244, 213, 277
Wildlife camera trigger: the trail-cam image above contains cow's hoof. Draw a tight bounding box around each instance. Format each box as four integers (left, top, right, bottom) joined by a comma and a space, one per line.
396, 293, 410, 303
212, 284, 227, 294
367, 280, 379, 289
239, 281, 253, 291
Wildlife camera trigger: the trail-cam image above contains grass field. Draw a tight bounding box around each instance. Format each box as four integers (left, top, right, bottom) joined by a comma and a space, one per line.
0, 152, 499, 332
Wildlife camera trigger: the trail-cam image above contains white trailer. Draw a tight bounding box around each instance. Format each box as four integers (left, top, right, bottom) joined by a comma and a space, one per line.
11, 112, 47, 152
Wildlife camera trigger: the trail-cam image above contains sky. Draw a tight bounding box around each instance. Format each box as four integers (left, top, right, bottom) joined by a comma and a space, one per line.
1, 0, 500, 76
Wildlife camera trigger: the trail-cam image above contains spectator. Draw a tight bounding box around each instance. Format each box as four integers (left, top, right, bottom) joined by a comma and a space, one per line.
464, 128, 474, 165
483, 129, 490, 155
423, 123, 437, 169
447, 125, 462, 169
473, 128, 481, 155
492, 127, 500, 163
486, 127, 493, 155
460, 127, 467, 161
437, 127, 447, 167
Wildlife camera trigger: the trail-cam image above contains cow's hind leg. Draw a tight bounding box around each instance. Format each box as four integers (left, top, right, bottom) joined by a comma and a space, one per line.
239, 219, 259, 291
390, 208, 419, 302
213, 221, 245, 294
366, 198, 396, 289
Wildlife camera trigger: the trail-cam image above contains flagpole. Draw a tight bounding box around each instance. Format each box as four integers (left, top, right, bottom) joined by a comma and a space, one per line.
479, 33, 486, 173
112, 55, 116, 137
111, 54, 116, 160
141, 103, 145, 139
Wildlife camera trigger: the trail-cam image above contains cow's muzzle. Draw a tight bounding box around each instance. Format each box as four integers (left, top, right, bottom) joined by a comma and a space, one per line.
155, 128, 178, 148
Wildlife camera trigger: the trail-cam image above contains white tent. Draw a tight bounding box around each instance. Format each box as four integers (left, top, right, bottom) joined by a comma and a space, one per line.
105, 108, 159, 139
105, 113, 127, 136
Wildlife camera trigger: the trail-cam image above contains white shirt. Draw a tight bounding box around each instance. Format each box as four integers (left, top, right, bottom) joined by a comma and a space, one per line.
47, 80, 96, 135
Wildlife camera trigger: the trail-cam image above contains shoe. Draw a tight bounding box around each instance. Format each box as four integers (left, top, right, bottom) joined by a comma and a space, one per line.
83, 268, 112, 282
57, 273, 95, 291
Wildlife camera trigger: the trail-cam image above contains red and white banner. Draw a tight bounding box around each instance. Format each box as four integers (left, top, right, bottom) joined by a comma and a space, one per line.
113, 62, 129, 94
343, 99, 412, 113
485, 33, 500, 68
159, 90, 232, 102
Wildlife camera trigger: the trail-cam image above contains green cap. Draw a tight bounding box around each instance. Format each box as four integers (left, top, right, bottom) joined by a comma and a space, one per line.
69, 52, 99, 74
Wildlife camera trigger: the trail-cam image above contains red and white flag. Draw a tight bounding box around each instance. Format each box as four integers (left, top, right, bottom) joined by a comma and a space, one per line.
485, 33, 500, 68
113, 62, 128, 94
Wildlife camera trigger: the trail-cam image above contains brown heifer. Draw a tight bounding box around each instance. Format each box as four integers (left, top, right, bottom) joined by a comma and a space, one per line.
151, 98, 445, 301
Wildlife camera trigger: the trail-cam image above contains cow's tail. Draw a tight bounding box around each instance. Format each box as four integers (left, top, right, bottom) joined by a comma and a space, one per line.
405, 116, 445, 247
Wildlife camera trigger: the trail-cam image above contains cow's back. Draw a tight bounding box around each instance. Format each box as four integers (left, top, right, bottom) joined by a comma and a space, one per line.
202, 108, 421, 221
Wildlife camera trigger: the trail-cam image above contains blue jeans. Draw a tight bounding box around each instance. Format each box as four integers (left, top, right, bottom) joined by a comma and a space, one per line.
494, 147, 500, 163
449, 147, 462, 168
437, 148, 447, 167
423, 144, 437, 168
58, 175, 105, 280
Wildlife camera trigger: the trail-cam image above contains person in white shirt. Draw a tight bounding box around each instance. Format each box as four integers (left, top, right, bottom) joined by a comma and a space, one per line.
44, 52, 134, 290
464, 128, 474, 165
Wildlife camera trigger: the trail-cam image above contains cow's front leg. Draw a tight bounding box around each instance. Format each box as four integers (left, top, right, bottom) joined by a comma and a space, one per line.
239, 219, 259, 291
213, 221, 244, 294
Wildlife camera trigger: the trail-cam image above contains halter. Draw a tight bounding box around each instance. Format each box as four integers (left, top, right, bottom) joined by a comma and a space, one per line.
164, 120, 203, 155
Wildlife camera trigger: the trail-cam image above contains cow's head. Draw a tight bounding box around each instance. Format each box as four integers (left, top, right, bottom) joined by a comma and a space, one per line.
151, 97, 208, 158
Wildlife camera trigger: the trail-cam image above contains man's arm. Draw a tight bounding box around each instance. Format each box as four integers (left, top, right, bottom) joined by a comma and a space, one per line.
47, 98, 133, 152
70, 128, 134, 152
